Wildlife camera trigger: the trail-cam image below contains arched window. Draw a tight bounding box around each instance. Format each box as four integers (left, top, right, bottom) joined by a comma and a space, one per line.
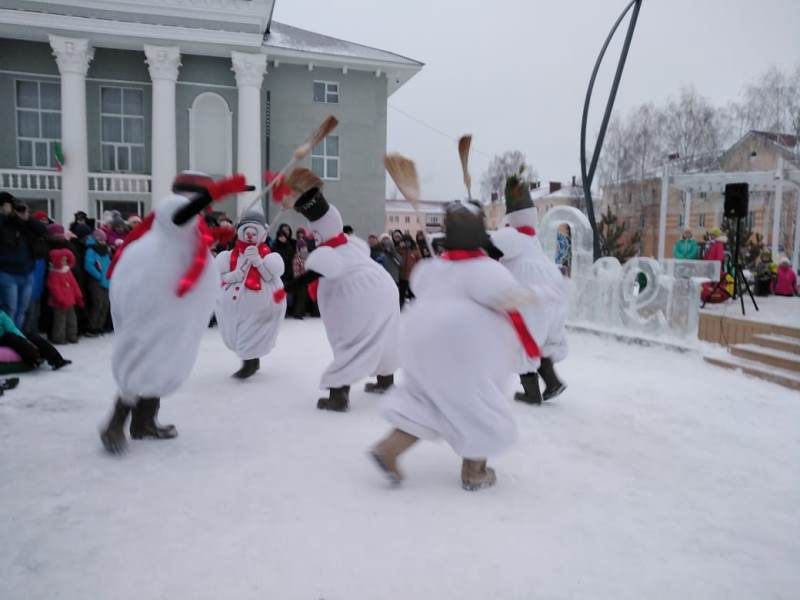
189, 92, 232, 177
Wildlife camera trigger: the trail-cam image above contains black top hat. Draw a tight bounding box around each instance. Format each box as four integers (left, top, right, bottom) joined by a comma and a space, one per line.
293, 187, 330, 222
504, 175, 534, 215
442, 200, 489, 251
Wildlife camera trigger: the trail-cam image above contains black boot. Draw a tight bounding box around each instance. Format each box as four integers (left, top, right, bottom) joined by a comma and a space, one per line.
538, 357, 566, 401
514, 372, 542, 405
130, 397, 178, 440
232, 358, 260, 379
317, 385, 350, 412
1, 377, 19, 391
364, 374, 394, 394
100, 397, 132, 454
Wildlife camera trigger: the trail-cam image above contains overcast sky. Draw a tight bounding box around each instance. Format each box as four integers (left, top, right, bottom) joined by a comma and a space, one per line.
273, 0, 800, 200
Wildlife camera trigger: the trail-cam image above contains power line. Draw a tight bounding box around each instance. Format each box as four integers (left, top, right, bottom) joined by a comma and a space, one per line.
388, 104, 492, 158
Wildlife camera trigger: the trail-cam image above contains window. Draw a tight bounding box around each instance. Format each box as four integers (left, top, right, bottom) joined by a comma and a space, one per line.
189, 92, 232, 177
313, 81, 339, 104
95, 199, 144, 220
311, 135, 339, 180
405, 216, 410, 224
746, 211, 755, 230
101, 87, 145, 172
16, 80, 61, 169
640, 213, 646, 228
628, 192, 632, 204
699, 213, 706, 227
678, 213, 684, 228
26, 198, 56, 218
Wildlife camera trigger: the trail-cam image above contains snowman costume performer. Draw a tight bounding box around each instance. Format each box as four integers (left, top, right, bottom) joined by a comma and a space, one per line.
215, 211, 285, 379
371, 200, 541, 491
276, 184, 399, 411
489, 175, 568, 404
100, 171, 254, 454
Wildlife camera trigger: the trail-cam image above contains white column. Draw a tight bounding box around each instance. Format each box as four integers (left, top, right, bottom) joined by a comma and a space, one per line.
657, 162, 670, 261
145, 45, 181, 202
683, 189, 692, 230
231, 51, 267, 216
771, 156, 784, 258
50, 35, 93, 225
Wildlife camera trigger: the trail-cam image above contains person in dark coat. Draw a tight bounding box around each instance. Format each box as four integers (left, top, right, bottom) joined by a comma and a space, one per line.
0, 193, 48, 328
270, 223, 296, 315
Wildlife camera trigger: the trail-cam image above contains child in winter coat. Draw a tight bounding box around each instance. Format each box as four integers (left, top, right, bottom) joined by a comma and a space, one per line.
47, 248, 84, 344
0, 308, 71, 370
84, 230, 111, 336
755, 250, 777, 296
772, 258, 798, 297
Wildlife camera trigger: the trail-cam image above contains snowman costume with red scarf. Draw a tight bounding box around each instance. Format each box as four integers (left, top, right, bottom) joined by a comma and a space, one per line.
100, 171, 254, 454
215, 210, 285, 378
489, 176, 568, 404
278, 186, 399, 411
372, 200, 540, 491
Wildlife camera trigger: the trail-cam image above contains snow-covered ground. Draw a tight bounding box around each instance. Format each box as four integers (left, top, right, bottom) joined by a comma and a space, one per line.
701, 295, 800, 328
1, 320, 798, 600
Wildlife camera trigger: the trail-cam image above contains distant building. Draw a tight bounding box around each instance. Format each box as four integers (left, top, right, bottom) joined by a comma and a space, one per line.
485, 177, 598, 230
384, 198, 447, 236
0, 0, 423, 234
601, 130, 799, 258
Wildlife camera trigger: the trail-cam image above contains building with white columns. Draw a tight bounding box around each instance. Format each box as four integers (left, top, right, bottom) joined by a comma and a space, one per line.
0, 0, 422, 235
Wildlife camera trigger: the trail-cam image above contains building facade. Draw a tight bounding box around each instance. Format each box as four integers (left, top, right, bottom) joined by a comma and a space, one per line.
601, 131, 799, 259
0, 0, 422, 235
384, 198, 447, 236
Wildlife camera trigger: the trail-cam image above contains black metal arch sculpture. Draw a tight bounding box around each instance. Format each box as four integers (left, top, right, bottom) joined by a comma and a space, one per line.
580, 0, 644, 260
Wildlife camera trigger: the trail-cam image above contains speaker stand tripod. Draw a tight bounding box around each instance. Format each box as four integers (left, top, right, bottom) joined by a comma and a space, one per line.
701, 217, 759, 317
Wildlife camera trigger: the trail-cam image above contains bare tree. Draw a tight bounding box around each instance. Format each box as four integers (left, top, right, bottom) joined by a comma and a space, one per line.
479, 150, 536, 201
660, 85, 724, 172
598, 113, 635, 185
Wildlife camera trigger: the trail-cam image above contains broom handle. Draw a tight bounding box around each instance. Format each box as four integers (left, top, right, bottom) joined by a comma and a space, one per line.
243, 157, 299, 215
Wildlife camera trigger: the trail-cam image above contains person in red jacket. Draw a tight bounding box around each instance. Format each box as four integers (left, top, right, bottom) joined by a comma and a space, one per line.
772, 258, 798, 297
704, 229, 727, 262
47, 248, 84, 344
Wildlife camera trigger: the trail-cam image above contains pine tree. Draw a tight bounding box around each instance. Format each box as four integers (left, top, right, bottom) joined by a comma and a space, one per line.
599, 206, 641, 262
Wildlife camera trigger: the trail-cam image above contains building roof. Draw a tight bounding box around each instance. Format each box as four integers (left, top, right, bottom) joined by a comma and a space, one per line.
0, 0, 423, 93
385, 199, 448, 214
266, 22, 422, 68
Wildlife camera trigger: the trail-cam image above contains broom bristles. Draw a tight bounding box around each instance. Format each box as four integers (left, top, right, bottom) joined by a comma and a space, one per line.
384, 153, 420, 208
458, 134, 472, 197
280, 167, 323, 208
293, 115, 339, 161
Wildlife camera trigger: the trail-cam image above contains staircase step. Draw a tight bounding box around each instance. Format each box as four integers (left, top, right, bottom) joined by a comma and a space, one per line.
704, 355, 800, 391
730, 343, 800, 373
752, 333, 800, 355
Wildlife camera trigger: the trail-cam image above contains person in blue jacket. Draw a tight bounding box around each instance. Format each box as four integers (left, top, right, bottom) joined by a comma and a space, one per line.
84, 229, 111, 336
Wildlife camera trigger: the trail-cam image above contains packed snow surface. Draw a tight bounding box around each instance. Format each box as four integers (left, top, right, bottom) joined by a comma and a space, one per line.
1, 320, 798, 600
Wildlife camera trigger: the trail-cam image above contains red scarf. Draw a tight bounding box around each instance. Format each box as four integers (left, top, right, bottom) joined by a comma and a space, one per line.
515, 226, 536, 237
440, 247, 540, 358
230, 240, 271, 291
440, 249, 486, 261
307, 232, 349, 301
107, 212, 214, 298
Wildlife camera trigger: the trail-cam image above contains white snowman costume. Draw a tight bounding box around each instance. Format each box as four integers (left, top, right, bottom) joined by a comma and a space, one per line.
281, 186, 399, 410
101, 171, 254, 454
382, 255, 527, 457
111, 193, 218, 400
371, 200, 541, 491
490, 208, 568, 369
214, 211, 285, 364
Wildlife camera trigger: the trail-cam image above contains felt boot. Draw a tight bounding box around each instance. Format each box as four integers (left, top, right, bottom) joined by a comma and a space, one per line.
317, 385, 350, 412
100, 397, 132, 454
364, 374, 394, 394
538, 357, 566, 401
130, 397, 178, 440
370, 429, 418, 484
514, 372, 542, 405
461, 459, 497, 491
232, 358, 260, 379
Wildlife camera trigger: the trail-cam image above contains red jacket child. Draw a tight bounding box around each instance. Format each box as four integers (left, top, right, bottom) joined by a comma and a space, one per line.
772, 259, 798, 297
47, 248, 85, 309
